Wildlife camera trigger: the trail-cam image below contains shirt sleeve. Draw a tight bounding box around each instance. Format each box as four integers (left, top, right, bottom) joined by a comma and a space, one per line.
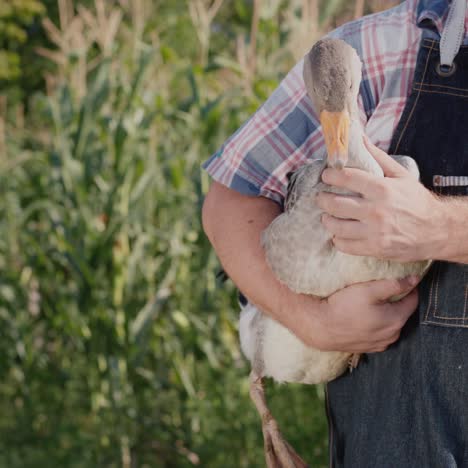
202, 59, 324, 205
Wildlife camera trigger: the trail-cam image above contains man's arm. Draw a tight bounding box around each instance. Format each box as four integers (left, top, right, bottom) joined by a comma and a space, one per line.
202, 181, 419, 353
439, 198, 468, 264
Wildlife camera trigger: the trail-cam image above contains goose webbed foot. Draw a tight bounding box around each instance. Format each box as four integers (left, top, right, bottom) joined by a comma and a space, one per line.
249, 371, 309, 468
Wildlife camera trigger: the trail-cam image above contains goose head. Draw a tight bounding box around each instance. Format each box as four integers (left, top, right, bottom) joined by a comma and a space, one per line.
303, 38, 362, 169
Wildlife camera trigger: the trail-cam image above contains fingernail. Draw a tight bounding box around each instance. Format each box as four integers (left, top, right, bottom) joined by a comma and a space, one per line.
321, 169, 330, 183
407, 275, 420, 287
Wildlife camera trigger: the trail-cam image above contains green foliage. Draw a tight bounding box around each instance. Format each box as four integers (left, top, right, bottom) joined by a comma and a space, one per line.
0, 0, 45, 82
0, 50, 328, 467
0, 0, 398, 466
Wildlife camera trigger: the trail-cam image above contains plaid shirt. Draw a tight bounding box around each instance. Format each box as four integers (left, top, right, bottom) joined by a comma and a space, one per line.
203, 0, 468, 205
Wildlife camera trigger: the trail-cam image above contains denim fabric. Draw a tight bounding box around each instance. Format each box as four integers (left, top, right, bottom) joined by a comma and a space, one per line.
326, 33, 468, 468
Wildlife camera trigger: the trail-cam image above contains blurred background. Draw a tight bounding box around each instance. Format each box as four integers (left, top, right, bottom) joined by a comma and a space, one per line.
0, 1, 399, 467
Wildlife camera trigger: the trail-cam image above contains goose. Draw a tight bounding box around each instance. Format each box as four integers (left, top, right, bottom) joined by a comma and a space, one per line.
239, 38, 431, 468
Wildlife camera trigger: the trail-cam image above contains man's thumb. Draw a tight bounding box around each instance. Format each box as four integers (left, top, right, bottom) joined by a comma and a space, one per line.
364, 136, 407, 178
369, 276, 420, 303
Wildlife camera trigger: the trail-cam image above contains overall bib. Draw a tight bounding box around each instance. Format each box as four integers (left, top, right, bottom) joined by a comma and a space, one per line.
326, 32, 468, 467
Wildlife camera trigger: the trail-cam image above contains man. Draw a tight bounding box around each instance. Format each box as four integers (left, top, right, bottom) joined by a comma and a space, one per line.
202, 0, 468, 465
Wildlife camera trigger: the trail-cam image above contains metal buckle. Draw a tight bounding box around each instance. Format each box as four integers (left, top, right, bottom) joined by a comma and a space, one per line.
436, 62, 457, 77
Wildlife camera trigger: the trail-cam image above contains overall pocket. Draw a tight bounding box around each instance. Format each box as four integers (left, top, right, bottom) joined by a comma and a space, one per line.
420, 261, 468, 328
420, 176, 468, 327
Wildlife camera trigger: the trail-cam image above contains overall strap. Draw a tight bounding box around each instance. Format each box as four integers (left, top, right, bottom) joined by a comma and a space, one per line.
439, 0, 466, 72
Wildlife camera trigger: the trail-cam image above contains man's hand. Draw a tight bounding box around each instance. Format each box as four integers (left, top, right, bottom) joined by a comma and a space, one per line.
316, 138, 446, 262
294, 275, 419, 353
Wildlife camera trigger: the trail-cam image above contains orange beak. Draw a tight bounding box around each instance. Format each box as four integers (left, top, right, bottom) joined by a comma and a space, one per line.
320, 110, 350, 169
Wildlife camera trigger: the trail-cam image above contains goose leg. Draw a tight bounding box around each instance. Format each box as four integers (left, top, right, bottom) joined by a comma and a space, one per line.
249, 371, 309, 468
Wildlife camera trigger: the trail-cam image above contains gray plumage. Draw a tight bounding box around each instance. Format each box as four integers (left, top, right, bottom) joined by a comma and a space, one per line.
304, 39, 359, 113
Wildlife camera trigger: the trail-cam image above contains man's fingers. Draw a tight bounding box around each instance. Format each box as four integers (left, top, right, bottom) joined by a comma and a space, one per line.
351, 331, 401, 353
363, 136, 408, 178
367, 276, 420, 303
331, 237, 367, 255
391, 288, 419, 321
321, 214, 366, 239
316, 192, 366, 220
322, 167, 382, 197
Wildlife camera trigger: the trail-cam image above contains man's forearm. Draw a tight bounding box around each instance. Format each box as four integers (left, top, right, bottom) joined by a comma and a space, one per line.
202, 182, 321, 332
438, 196, 468, 264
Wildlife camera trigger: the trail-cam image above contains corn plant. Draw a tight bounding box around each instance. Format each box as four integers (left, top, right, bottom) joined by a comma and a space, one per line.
0, 0, 399, 466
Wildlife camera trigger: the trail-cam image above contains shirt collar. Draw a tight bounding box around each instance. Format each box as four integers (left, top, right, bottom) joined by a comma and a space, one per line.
417, 0, 451, 34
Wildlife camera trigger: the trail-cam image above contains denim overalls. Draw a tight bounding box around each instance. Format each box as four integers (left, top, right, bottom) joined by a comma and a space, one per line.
325, 25, 468, 468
